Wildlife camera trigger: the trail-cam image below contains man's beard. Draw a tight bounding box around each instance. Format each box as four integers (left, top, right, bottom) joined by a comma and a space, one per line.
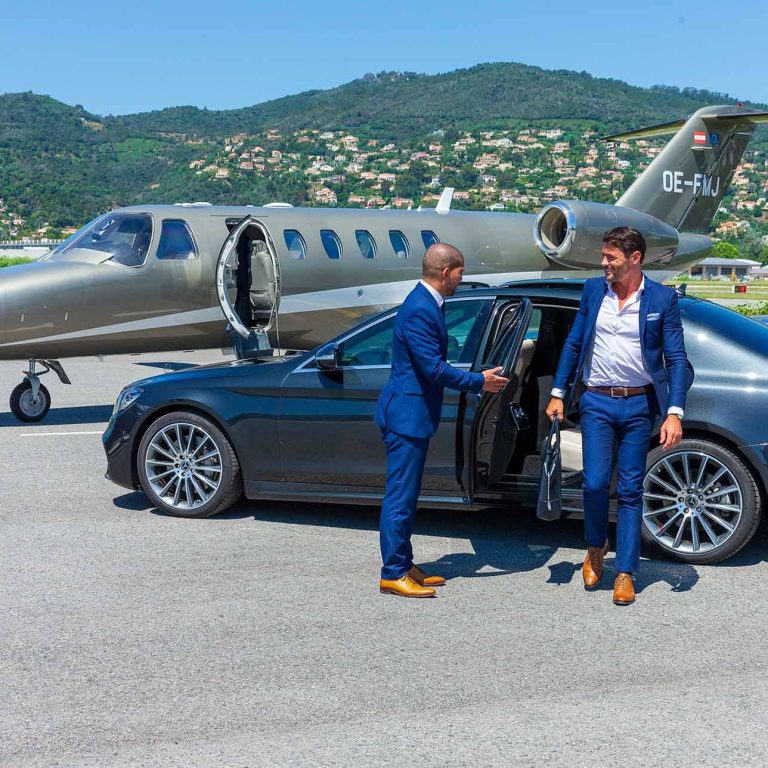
605, 265, 628, 283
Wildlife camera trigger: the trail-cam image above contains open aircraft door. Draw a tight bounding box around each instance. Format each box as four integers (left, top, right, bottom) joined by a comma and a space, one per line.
215, 216, 281, 345
468, 298, 533, 493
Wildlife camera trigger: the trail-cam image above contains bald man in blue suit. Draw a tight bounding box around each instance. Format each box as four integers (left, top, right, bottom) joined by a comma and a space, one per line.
375, 243, 509, 598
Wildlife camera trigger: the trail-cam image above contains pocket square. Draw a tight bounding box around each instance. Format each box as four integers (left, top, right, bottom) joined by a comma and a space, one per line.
647, 312, 661, 321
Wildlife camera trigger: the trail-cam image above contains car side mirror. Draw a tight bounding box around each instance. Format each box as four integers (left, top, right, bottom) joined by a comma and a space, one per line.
315, 342, 341, 371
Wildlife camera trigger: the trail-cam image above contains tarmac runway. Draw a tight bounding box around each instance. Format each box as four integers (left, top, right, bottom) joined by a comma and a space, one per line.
2, 349, 768, 768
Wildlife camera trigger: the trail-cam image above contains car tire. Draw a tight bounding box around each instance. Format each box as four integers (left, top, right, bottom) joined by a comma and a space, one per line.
137, 411, 242, 518
10, 381, 51, 422
641, 438, 761, 564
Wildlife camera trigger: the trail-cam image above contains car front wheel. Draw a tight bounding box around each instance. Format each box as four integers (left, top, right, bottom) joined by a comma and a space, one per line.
641, 438, 762, 564
137, 411, 242, 518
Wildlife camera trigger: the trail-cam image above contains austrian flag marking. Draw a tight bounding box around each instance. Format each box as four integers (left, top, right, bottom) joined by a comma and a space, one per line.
693, 131, 708, 145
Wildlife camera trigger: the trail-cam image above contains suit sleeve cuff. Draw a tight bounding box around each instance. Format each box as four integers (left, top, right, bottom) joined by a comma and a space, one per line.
550, 388, 566, 399
667, 407, 684, 418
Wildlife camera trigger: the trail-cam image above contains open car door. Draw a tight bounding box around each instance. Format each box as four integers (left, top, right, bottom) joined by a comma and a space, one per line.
471, 298, 533, 493
216, 216, 281, 341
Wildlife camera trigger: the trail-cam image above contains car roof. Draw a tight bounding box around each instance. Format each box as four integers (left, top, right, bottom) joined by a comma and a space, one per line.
452, 278, 702, 306
452, 278, 587, 302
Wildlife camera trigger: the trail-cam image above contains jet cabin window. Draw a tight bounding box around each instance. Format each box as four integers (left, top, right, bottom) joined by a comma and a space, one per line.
389, 230, 409, 259
421, 230, 440, 249
50, 212, 152, 267
156, 220, 197, 260
355, 229, 377, 259
320, 229, 342, 260
284, 229, 307, 260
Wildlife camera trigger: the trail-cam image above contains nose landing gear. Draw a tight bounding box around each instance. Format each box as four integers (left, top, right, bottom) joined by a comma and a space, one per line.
9, 359, 70, 423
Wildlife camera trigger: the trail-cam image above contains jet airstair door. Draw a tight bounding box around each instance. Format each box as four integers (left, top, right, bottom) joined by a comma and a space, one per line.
215, 216, 281, 339
472, 298, 533, 492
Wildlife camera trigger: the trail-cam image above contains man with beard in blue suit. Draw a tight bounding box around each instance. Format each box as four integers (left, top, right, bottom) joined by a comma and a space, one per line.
546, 227, 693, 606
375, 243, 509, 598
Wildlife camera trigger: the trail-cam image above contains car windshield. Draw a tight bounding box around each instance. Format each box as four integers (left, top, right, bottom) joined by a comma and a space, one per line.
45, 212, 153, 267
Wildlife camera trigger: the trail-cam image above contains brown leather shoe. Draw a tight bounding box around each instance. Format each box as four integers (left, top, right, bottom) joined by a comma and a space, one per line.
582, 540, 609, 589
379, 574, 437, 598
613, 573, 636, 605
408, 565, 446, 587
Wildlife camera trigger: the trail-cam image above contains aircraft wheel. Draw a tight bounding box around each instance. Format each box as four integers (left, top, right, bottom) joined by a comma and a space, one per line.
9, 381, 51, 422
137, 411, 242, 518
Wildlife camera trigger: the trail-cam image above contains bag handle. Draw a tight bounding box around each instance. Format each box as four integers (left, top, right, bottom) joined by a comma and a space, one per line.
542, 417, 560, 468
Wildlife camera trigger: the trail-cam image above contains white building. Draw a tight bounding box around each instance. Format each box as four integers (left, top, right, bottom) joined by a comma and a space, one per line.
687, 257, 761, 280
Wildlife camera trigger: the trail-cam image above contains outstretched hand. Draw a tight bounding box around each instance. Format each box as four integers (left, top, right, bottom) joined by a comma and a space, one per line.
482, 366, 509, 393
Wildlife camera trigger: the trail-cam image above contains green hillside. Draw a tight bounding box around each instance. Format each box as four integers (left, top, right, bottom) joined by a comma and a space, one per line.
0, 62, 766, 237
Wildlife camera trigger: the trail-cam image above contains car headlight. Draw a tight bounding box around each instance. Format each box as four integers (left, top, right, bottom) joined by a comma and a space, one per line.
113, 386, 143, 415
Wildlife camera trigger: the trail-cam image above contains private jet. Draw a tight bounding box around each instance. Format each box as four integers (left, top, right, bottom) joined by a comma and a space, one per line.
1, 104, 766, 421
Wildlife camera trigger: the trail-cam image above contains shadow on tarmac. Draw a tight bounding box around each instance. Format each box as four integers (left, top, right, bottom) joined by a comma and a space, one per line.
113, 491, 155, 511
0, 404, 113, 427
112, 490, 745, 593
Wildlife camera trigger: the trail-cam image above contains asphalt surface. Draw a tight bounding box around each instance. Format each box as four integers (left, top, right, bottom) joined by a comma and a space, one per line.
2, 349, 768, 768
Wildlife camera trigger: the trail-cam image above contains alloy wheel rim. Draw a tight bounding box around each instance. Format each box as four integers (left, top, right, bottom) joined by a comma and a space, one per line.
145, 423, 222, 510
643, 450, 742, 555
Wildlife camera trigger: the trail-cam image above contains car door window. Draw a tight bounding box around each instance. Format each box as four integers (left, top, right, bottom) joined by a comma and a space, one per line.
339, 316, 396, 367
483, 302, 528, 371
444, 299, 493, 364
336, 299, 492, 368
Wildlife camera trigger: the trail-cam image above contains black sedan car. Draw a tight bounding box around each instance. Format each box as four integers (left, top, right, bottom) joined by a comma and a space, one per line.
103, 281, 768, 565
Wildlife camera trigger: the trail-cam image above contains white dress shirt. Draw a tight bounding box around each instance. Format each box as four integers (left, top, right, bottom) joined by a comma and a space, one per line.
587, 277, 650, 388
419, 279, 444, 309
551, 277, 683, 417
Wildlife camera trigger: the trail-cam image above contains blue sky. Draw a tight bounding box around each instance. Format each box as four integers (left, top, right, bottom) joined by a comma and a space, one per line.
1, 0, 765, 115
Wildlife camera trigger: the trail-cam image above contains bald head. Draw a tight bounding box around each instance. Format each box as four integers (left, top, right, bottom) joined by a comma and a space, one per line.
422, 243, 464, 280
421, 242, 466, 297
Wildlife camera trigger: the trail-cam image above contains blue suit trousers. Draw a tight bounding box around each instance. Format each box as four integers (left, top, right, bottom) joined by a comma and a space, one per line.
379, 427, 430, 580
580, 390, 656, 574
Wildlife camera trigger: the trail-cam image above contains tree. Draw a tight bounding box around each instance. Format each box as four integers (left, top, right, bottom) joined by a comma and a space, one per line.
713, 241, 739, 260
739, 225, 765, 262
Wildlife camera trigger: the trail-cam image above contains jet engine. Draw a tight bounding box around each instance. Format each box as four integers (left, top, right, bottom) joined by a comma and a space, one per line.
533, 201, 680, 268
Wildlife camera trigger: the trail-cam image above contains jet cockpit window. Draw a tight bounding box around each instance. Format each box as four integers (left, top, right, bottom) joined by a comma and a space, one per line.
389, 230, 409, 259
421, 230, 440, 249
284, 229, 307, 260
355, 230, 377, 259
157, 219, 197, 260
50, 212, 152, 267
320, 229, 342, 260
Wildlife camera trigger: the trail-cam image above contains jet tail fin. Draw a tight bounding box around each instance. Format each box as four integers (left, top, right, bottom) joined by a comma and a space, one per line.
608, 106, 768, 233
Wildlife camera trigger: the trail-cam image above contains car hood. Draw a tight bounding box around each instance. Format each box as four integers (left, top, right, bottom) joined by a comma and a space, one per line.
125, 353, 309, 390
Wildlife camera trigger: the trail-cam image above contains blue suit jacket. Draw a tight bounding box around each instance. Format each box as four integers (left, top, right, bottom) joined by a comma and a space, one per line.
553, 276, 694, 414
375, 282, 485, 439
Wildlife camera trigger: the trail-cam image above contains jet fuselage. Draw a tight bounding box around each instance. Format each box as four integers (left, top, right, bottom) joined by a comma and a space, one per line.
0, 204, 700, 361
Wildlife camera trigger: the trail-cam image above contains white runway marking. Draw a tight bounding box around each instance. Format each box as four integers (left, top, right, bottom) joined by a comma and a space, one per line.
19, 430, 104, 437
